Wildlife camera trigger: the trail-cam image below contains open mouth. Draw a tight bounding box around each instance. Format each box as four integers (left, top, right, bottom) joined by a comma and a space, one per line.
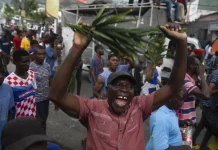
115, 96, 128, 107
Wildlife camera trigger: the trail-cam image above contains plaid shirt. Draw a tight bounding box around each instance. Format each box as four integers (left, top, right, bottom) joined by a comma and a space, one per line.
30, 62, 50, 102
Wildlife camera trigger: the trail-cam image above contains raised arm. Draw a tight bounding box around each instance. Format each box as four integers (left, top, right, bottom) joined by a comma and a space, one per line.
153, 24, 187, 111
48, 24, 91, 118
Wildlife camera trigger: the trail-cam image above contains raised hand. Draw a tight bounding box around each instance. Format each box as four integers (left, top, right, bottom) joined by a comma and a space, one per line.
73, 21, 93, 51
160, 23, 187, 42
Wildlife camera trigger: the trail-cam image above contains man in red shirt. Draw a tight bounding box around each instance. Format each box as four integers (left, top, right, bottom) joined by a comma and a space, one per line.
12, 30, 22, 51
49, 23, 188, 150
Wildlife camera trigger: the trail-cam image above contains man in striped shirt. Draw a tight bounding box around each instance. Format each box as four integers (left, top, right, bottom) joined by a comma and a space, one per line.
178, 56, 210, 126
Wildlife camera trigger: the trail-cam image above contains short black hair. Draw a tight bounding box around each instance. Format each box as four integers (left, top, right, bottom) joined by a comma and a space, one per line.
0, 67, 5, 75
215, 51, 218, 56
34, 45, 45, 53
95, 44, 103, 52
13, 49, 29, 62
187, 56, 195, 70
30, 40, 38, 46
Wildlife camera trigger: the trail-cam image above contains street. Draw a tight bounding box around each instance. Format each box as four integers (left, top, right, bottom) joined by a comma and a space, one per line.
7, 63, 207, 150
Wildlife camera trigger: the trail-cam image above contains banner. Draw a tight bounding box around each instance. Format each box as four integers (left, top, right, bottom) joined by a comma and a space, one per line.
46, 0, 60, 18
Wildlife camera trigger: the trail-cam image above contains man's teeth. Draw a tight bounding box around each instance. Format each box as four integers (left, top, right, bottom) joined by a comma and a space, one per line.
117, 96, 127, 100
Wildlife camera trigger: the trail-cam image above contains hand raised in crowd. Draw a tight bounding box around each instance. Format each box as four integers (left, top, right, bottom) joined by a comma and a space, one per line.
73, 21, 93, 51
196, 63, 205, 76
160, 23, 187, 42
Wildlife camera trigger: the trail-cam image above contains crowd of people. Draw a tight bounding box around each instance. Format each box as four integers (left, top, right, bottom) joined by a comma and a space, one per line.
0, 20, 218, 150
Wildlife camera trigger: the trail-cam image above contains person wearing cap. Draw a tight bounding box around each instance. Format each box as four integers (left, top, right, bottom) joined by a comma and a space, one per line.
93, 52, 135, 99
48, 23, 187, 150
0, 67, 14, 150
1, 117, 61, 150
90, 44, 104, 90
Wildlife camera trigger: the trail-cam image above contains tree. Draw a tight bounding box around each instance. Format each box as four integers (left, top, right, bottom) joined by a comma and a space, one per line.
31, 11, 53, 24
2, 3, 18, 23
11, 0, 38, 17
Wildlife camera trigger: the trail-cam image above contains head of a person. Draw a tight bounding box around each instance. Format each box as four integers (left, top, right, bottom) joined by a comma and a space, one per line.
48, 35, 58, 48
30, 40, 39, 48
0, 67, 5, 86
2, 117, 51, 150
187, 56, 200, 75
13, 49, 30, 72
108, 52, 120, 71
194, 49, 205, 63
26, 30, 33, 39
106, 72, 136, 115
166, 86, 187, 110
22, 30, 27, 37
34, 45, 46, 65
215, 51, 218, 57
95, 44, 104, 56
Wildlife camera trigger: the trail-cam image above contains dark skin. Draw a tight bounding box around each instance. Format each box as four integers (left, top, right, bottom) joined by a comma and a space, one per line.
90, 47, 104, 85
48, 23, 187, 118
0, 73, 13, 121
187, 58, 210, 100
14, 56, 30, 79
94, 55, 136, 98
154, 87, 192, 150
34, 48, 46, 65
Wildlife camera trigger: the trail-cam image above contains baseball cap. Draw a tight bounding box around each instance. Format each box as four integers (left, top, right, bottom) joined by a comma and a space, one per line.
2, 117, 52, 150
108, 52, 120, 59
107, 71, 136, 85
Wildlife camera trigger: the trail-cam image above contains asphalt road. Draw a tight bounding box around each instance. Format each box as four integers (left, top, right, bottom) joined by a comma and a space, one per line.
7, 63, 206, 150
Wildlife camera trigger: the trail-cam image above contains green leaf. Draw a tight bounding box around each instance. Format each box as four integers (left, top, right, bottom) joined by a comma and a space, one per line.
96, 9, 133, 26
92, 10, 114, 26
92, 30, 114, 42
92, 5, 106, 26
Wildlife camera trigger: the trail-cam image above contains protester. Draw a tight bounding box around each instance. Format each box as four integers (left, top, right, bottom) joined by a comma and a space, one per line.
1, 117, 61, 150
90, 44, 104, 89
45, 35, 61, 80
0, 67, 14, 150
29, 45, 50, 131
155, 0, 181, 23
12, 30, 22, 51
213, 51, 218, 68
177, 56, 210, 126
48, 23, 187, 149
146, 87, 191, 150
0, 31, 11, 71
192, 68, 218, 150
93, 52, 135, 98
20, 30, 34, 51
4, 49, 37, 118
140, 60, 163, 95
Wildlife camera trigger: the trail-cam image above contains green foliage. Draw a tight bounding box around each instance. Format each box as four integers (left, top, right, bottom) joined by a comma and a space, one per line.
66, 6, 164, 59
11, 0, 38, 17
3, 3, 18, 23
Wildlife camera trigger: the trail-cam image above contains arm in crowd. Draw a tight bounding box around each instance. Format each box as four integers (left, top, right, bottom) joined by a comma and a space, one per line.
190, 65, 210, 100
122, 56, 136, 71
48, 23, 92, 118
152, 23, 187, 111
